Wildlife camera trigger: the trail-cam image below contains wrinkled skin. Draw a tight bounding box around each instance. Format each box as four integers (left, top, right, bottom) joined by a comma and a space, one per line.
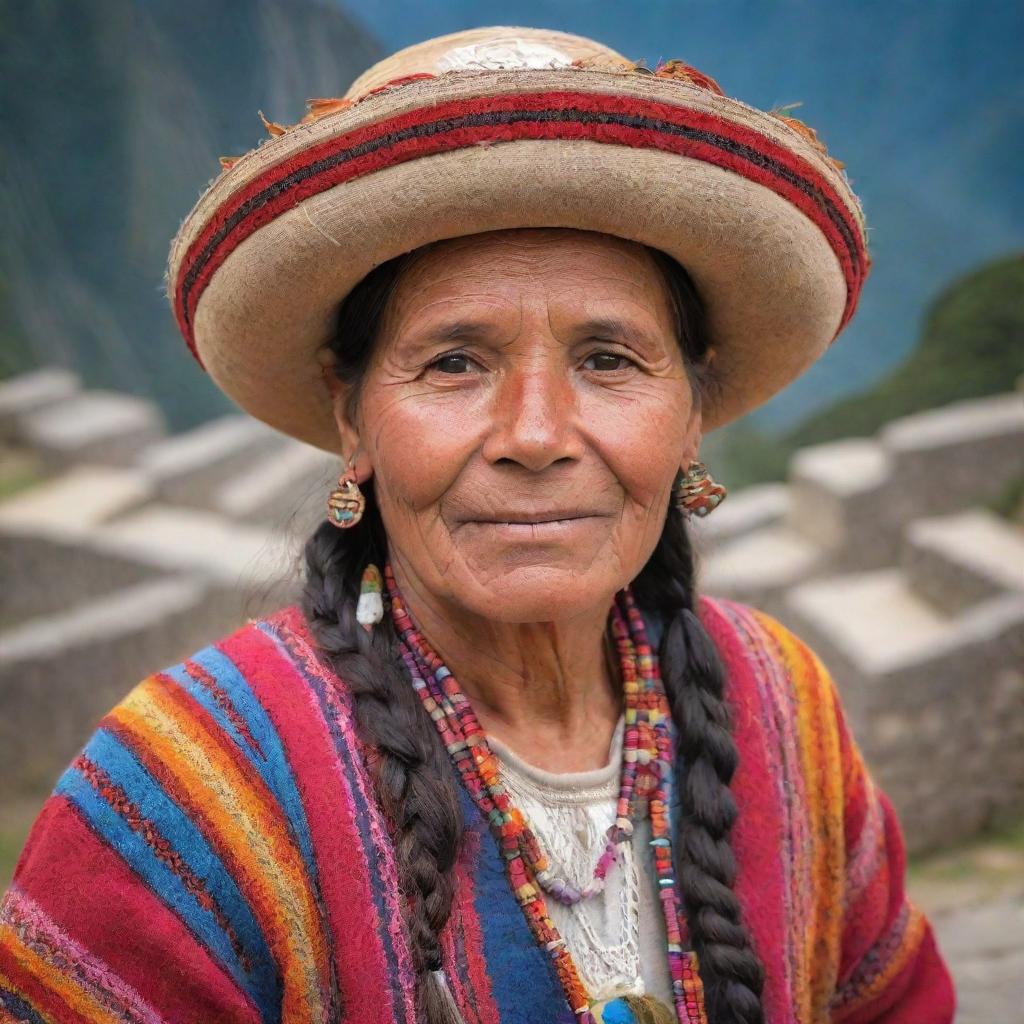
328, 228, 703, 770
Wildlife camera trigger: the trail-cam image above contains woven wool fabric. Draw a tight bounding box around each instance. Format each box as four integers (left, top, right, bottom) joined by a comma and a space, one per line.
0, 598, 954, 1023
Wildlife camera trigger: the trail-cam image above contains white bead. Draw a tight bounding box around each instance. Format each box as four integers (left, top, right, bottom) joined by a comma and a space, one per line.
356, 590, 384, 627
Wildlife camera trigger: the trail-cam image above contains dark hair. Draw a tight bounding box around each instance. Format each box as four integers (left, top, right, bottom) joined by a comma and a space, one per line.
301, 233, 766, 1023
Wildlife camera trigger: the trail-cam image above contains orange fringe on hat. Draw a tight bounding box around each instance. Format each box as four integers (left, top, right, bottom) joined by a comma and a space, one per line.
652, 59, 725, 95
299, 97, 354, 124
230, 64, 845, 179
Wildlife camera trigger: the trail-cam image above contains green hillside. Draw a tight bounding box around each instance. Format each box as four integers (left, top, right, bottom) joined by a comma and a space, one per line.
789, 253, 1024, 448
0, 0, 382, 429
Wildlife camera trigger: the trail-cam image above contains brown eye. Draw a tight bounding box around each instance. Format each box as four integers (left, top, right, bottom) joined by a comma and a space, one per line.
583, 352, 631, 371
431, 353, 474, 374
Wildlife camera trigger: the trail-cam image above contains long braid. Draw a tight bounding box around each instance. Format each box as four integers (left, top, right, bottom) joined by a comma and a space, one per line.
634, 513, 767, 1023
301, 490, 465, 1024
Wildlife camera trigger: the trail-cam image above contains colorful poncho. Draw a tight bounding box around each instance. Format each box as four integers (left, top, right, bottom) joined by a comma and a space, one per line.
0, 598, 955, 1023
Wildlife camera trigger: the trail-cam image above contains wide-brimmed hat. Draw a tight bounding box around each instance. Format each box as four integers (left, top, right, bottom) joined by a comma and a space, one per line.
165, 26, 870, 453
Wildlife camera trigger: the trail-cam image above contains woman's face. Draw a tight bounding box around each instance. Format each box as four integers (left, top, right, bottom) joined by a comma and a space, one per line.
334, 228, 702, 623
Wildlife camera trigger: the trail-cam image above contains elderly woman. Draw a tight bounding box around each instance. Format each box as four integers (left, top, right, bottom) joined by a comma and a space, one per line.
0, 27, 954, 1024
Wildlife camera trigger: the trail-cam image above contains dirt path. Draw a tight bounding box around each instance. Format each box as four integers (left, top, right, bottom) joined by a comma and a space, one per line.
908, 821, 1024, 1023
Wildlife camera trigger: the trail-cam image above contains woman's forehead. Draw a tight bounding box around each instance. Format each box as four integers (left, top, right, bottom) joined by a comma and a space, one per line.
387, 229, 672, 312
406, 227, 654, 271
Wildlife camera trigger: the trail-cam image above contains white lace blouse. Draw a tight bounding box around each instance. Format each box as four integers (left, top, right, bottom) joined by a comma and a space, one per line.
488, 716, 675, 1005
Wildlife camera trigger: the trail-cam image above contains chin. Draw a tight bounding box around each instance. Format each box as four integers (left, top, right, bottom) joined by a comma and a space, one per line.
458, 562, 623, 623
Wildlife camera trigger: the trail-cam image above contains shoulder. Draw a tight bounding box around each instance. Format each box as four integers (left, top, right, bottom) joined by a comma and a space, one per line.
697, 595, 851, 795
698, 594, 834, 705
45, 602, 332, 857
13, 602, 362, 903
87, 604, 333, 769
1, 604, 345, 1021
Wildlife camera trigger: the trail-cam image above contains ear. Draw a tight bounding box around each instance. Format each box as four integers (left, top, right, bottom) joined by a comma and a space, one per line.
680, 400, 704, 470
320, 348, 374, 483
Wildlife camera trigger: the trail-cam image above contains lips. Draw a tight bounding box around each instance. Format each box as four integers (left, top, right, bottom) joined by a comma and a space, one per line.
464, 510, 606, 525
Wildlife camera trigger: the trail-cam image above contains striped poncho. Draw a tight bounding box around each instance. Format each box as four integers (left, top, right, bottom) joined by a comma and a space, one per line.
0, 598, 955, 1023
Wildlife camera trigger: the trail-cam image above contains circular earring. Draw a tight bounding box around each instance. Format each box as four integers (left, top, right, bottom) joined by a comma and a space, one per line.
326, 461, 365, 529
673, 460, 727, 518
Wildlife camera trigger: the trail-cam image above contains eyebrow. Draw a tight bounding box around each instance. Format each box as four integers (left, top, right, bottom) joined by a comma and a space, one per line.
426, 320, 495, 342
407, 315, 660, 350
575, 317, 653, 345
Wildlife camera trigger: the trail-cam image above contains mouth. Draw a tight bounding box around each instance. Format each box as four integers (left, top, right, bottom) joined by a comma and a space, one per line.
465, 510, 607, 526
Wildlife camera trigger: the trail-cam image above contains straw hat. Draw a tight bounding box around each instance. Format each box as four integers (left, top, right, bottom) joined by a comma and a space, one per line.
165, 26, 870, 454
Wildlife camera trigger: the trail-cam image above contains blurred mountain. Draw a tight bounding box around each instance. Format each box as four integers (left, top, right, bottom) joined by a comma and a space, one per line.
788, 254, 1024, 445
0, 0, 381, 429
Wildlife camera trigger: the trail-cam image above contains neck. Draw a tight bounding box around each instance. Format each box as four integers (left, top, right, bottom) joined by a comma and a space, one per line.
388, 558, 624, 773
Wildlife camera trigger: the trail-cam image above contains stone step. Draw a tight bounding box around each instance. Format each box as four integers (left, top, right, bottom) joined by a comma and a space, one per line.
781, 569, 1024, 853
689, 482, 789, 549
785, 568, 953, 678
18, 390, 166, 469
904, 510, 1024, 615
785, 438, 902, 568
91, 504, 303, 597
0, 533, 160, 628
212, 439, 339, 534
0, 368, 80, 442
0, 464, 153, 538
137, 415, 287, 506
882, 393, 1024, 517
0, 574, 260, 797
698, 523, 824, 620
0, 466, 160, 627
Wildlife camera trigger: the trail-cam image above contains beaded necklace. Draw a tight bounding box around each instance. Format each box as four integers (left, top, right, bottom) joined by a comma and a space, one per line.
383, 563, 708, 1024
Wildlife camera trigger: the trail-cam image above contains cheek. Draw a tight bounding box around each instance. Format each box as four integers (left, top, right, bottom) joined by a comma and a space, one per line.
585, 386, 694, 511
359, 385, 481, 512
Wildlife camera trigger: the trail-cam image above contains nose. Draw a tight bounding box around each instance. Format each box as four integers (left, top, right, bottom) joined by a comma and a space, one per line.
480, 358, 585, 472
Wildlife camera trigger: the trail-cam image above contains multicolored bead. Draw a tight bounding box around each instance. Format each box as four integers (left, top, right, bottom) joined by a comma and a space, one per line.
355, 563, 384, 630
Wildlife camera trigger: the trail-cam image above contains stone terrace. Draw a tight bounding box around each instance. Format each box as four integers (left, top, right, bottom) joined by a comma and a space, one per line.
0, 369, 339, 799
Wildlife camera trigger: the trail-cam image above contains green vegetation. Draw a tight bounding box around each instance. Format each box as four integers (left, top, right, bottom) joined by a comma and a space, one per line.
907, 814, 1024, 904
716, 252, 1024, 488
0, 446, 44, 501
790, 253, 1024, 447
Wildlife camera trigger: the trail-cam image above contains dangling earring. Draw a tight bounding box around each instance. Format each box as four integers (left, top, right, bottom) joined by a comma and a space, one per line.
673, 460, 727, 518
326, 459, 365, 529
356, 564, 384, 631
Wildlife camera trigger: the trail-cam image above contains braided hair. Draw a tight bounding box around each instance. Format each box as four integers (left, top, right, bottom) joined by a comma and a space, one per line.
300, 237, 766, 1023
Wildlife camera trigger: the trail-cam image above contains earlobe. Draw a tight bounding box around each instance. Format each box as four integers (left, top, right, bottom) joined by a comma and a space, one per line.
333, 403, 375, 485
336, 419, 374, 485
348, 449, 375, 485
